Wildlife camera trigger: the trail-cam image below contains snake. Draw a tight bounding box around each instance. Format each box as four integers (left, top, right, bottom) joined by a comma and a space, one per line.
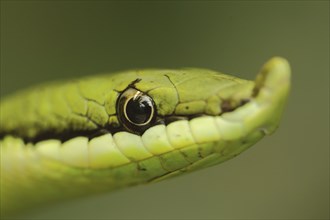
0, 57, 290, 216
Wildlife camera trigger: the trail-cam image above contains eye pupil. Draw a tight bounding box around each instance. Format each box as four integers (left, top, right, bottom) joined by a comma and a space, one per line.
126, 97, 152, 125
117, 88, 157, 134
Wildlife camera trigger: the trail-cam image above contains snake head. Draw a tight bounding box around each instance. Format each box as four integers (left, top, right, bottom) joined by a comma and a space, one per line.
0, 57, 291, 214
118, 57, 291, 178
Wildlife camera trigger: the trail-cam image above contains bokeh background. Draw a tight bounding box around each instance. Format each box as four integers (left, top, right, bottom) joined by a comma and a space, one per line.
1, 1, 329, 219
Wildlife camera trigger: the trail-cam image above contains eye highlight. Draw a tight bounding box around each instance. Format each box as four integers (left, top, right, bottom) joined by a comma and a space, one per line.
117, 88, 156, 134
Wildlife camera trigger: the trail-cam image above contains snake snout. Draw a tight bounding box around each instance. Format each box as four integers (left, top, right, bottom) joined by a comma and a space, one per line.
219, 57, 291, 136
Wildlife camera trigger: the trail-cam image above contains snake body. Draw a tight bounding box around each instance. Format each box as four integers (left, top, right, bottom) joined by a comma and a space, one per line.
0, 57, 290, 215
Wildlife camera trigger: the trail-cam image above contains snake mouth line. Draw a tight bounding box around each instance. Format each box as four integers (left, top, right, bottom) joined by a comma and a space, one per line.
0, 98, 250, 144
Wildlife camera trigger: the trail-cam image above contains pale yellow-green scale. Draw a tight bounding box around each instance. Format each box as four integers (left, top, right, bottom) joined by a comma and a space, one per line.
0, 57, 291, 215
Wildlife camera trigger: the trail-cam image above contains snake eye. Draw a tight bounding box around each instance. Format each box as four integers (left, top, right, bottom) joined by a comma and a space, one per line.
117, 88, 156, 134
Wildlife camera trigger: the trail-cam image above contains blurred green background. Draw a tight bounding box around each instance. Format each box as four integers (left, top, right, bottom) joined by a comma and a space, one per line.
1, 1, 329, 219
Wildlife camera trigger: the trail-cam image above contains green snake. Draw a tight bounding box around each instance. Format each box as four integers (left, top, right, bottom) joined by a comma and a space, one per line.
0, 57, 290, 216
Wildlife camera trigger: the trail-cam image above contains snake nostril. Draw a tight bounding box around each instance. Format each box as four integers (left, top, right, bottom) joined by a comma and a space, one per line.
220, 100, 235, 113
220, 98, 250, 113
